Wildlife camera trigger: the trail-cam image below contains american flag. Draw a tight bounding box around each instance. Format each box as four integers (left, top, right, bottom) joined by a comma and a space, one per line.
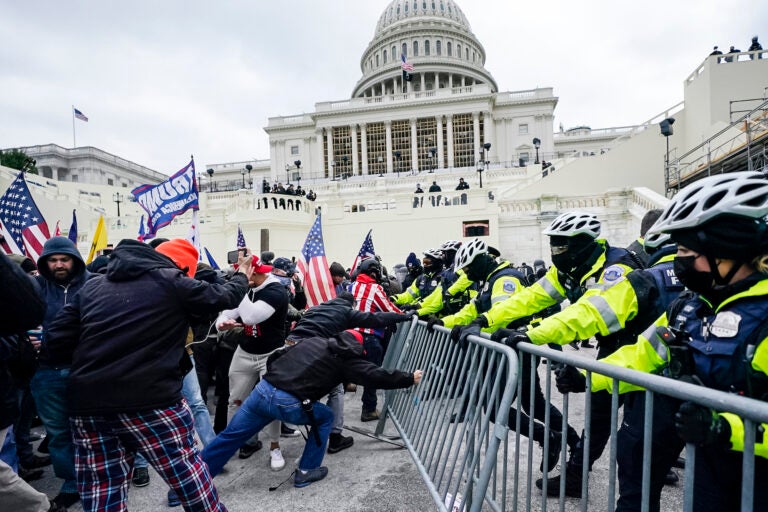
0, 172, 51, 260
237, 224, 247, 248
73, 107, 88, 122
350, 229, 375, 273
186, 210, 202, 260
137, 215, 146, 242
297, 214, 336, 307
401, 53, 414, 72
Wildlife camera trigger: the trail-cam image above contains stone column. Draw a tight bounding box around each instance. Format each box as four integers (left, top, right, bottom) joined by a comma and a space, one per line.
436, 116, 444, 169
360, 123, 369, 175
385, 120, 393, 175
448, 74, 453, 89
410, 118, 418, 173
420, 73, 425, 92
326, 128, 335, 179
446, 115, 455, 168
473, 112, 480, 164
315, 130, 324, 179
351, 124, 359, 176
483, 111, 494, 161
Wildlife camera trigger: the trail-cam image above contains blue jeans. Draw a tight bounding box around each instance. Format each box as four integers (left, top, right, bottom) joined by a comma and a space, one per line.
0, 425, 18, 471
361, 334, 384, 412
202, 379, 333, 476
136, 359, 215, 469
30, 367, 77, 493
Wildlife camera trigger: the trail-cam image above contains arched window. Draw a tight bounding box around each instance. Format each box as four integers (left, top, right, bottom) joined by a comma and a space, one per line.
402, 42, 408, 57
456, 44, 461, 58
472, 51, 476, 62
447, 41, 452, 56
440, 1, 445, 11
425, 40, 430, 56
423, 1, 427, 8
383, 49, 388, 64
375, 54, 379, 67
465, 47, 469, 60
393, 46, 397, 59
413, 1, 418, 10
436, 40, 442, 55
404, 2, 408, 12
413, 40, 419, 57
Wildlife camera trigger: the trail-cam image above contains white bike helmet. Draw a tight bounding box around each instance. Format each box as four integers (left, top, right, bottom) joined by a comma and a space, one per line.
542, 211, 601, 239
454, 239, 487, 271
423, 248, 444, 261
643, 231, 671, 251
440, 240, 462, 252
648, 171, 768, 234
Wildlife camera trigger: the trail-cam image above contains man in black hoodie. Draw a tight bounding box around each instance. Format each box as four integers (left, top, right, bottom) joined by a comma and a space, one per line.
45, 239, 251, 512
201, 328, 421, 488
287, 292, 413, 453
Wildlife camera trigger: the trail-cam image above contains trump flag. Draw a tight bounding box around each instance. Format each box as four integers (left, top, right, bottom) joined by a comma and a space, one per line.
131, 159, 199, 238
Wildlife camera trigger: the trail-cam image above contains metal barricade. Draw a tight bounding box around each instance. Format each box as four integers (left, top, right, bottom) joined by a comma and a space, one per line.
376, 320, 519, 512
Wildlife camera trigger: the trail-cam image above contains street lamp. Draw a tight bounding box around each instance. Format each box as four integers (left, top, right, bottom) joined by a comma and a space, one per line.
377, 156, 384, 177
532, 138, 541, 164
245, 164, 252, 188
112, 192, 123, 217
330, 160, 336, 181
429, 147, 437, 173
294, 160, 301, 189
206, 168, 214, 192
285, 164, 291, 185
477, 142, 491, 189
240, 168, 246, 188
341, 155, 349, 180
660, 117, 675, 192
394, 151, 401, 176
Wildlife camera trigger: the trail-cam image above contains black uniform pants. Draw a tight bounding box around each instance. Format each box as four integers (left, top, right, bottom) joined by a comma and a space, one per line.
691, 445, 768, 512
615, 392, 684, 512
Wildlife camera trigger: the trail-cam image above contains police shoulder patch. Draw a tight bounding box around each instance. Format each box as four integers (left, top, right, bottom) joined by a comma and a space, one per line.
601, 265, 625, 284
503, 280, 517, 294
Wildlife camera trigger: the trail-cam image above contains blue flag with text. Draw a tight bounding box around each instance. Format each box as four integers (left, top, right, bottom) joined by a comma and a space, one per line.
131, 159, 199, 238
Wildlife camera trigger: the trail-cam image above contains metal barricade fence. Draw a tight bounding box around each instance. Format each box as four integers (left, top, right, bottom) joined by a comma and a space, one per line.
375, 319, 519, 512
375, 323, 768, 512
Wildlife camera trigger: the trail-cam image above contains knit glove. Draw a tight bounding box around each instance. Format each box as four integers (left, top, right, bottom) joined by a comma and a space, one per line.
674, 402, 731, 447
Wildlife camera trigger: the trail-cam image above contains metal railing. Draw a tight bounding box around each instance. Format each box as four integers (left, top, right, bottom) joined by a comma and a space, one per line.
377, 320, 519, 511
377, 322, 768, 511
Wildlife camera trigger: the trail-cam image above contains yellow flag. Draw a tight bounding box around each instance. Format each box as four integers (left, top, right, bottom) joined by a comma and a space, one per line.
86, 215, 108, 264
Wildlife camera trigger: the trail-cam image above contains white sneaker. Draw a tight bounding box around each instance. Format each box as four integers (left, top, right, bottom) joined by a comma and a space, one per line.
270, 448, 285, 471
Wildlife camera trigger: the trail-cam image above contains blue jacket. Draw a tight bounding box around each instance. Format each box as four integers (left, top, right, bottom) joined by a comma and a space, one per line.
35, 237, 92, 367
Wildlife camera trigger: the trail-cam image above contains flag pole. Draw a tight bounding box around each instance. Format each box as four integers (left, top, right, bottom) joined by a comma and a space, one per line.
72, 105, 76, 148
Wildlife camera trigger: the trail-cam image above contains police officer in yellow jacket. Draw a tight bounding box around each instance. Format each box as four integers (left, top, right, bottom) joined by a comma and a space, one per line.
416, 240, 475, 318
429, 239, 580, 470
466, 211, 644, 494
392, 248, 444, 309
558, 172, 768, 511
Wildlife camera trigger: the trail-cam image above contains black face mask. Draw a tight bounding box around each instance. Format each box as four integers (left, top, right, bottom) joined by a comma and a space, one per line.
673, 255, 714, 296
551, 241, 597, 275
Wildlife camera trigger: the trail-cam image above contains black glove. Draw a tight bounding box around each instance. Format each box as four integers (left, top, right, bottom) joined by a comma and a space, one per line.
398, 312, 417, 322
555, 365, 587, 393
426, 316, 444, 333
674, 402, 731, 447
490, 328, 529, 349
452, 317, 488, 349
400, 304, 419, 312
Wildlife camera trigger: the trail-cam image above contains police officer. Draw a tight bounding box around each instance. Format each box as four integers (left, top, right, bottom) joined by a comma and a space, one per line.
465, 211, 643, 494
559, 172, 768, 511
417, 240, 476, 318
428, 239, 577, 470
393, 249, 444, 309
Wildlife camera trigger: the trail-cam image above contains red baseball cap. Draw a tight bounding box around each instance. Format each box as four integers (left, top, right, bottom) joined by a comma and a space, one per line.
251, 254, 273, 274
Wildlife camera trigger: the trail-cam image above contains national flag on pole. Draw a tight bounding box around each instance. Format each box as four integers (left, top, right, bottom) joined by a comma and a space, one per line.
86, 215, 108, 264
401, 53, 414, 72
186, 210, 202, 260
350, 229, 376, 273
204, 247, 220, 270
296, 214, 335, 307
0, 172, 51, 260
73, 107, 89, 122
67, 209, 78, 244
137, 215, 146, 241
131, 159, 198, 238
54, 221, 61, 237
237, 224, 247, 248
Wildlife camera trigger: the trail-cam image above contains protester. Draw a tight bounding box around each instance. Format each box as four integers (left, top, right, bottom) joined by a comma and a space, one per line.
201, 328, 422, 487
44, 238, 251, 512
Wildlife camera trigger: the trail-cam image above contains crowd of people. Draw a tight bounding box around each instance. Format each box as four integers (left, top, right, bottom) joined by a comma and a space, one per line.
2, 170, 768, 511
710, 35, 762, 62
261, 179, 317, 201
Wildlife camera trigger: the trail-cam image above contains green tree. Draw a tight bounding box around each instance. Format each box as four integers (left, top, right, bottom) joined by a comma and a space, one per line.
0, 149, 38, 174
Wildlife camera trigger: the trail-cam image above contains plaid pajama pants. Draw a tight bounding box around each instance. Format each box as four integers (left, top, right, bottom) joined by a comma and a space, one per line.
70, 400, 226, 512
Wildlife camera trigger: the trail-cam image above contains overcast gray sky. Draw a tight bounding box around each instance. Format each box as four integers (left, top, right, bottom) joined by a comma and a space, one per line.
2, 1, 766, 175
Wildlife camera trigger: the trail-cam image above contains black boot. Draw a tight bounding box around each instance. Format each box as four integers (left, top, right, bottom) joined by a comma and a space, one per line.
539, 430, 562, 473
536, 464, 583, 498
327, 433, 354, 454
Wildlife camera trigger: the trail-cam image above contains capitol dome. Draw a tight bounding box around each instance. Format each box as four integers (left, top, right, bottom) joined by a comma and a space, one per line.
352, 0, 497, 98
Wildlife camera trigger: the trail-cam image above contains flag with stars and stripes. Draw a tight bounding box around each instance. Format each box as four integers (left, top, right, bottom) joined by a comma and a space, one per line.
0, 172, 50, 260
186, 210, 202, 260
296, 214, 335, 307
350, 229, 375, 273
237, 224, 247, 248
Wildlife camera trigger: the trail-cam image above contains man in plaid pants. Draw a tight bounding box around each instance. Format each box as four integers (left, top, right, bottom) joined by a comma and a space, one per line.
45, 239, 251, 511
